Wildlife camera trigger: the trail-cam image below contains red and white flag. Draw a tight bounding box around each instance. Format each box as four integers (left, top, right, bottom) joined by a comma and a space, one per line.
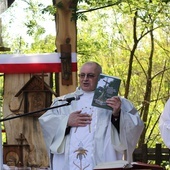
0, 53, 77, 74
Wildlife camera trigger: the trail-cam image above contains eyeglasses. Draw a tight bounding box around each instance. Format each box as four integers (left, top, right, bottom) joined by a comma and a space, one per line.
78, 73, 96, 79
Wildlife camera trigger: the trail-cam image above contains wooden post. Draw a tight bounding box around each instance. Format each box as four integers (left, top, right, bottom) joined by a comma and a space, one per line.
155, 144, 162, 165
142, 143, 148, 163
55, 0, 78, 95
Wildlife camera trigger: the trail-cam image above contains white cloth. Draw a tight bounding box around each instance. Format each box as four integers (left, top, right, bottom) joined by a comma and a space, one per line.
2, 164, 10, 170
159, 98, 170, 148
68, 91, 96, 170
39, 87, 144, 170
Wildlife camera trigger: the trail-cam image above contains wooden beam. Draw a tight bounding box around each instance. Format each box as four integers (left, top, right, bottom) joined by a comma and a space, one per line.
55, 0, 78, 95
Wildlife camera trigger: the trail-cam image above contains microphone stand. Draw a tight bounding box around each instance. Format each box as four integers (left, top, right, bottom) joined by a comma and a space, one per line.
0, 101, 71, 169
0, 101, 71, 122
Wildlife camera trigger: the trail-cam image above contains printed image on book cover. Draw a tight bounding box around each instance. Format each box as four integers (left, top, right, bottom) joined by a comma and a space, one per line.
92, 74, 121, 110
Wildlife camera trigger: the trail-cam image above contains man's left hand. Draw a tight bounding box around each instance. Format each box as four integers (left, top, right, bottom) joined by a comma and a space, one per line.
106, 96, 121, 116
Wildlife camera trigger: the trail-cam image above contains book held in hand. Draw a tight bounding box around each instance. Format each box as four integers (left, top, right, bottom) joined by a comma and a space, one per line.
92, 73, 121, 110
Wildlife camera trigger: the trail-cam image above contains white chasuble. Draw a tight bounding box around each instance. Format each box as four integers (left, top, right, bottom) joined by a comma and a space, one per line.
44, 88, 144, 170
69, 91, 97, 170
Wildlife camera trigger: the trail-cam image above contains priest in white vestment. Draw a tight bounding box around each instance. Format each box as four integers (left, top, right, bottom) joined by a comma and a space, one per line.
159, 98, 170, 148
39, 61, 144, 170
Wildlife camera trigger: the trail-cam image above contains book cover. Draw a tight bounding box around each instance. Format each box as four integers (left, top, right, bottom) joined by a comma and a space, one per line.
92, 73, 121, 110
93, 160, 131, 170
93, 161, 164, 170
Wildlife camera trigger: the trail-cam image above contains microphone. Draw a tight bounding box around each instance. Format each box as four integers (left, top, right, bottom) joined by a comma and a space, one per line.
58, 95, 80, 103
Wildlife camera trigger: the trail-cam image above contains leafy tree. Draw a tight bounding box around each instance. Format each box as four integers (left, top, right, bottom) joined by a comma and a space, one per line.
1, 0, 170, 158
76, 0, 170, 149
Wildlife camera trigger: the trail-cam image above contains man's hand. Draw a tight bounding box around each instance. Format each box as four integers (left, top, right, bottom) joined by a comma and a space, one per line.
106, 96, 121, 117
67, 111, 92, 127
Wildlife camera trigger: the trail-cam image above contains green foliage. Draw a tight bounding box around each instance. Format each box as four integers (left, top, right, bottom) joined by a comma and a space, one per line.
77, 2, 170, 147
23, 35, 56, 53
1, 0, 170, 150
76, 13, 88, 21
42, 5, 57, 15
24, 1, 48, 36
78, 0, 121, 7
25, 20, 45, 36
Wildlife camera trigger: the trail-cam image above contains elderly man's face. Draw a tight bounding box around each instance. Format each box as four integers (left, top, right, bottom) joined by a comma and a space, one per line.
79, 64, 99, 92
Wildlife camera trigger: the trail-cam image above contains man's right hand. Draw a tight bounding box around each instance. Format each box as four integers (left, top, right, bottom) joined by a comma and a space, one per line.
67, 111, 92, 127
